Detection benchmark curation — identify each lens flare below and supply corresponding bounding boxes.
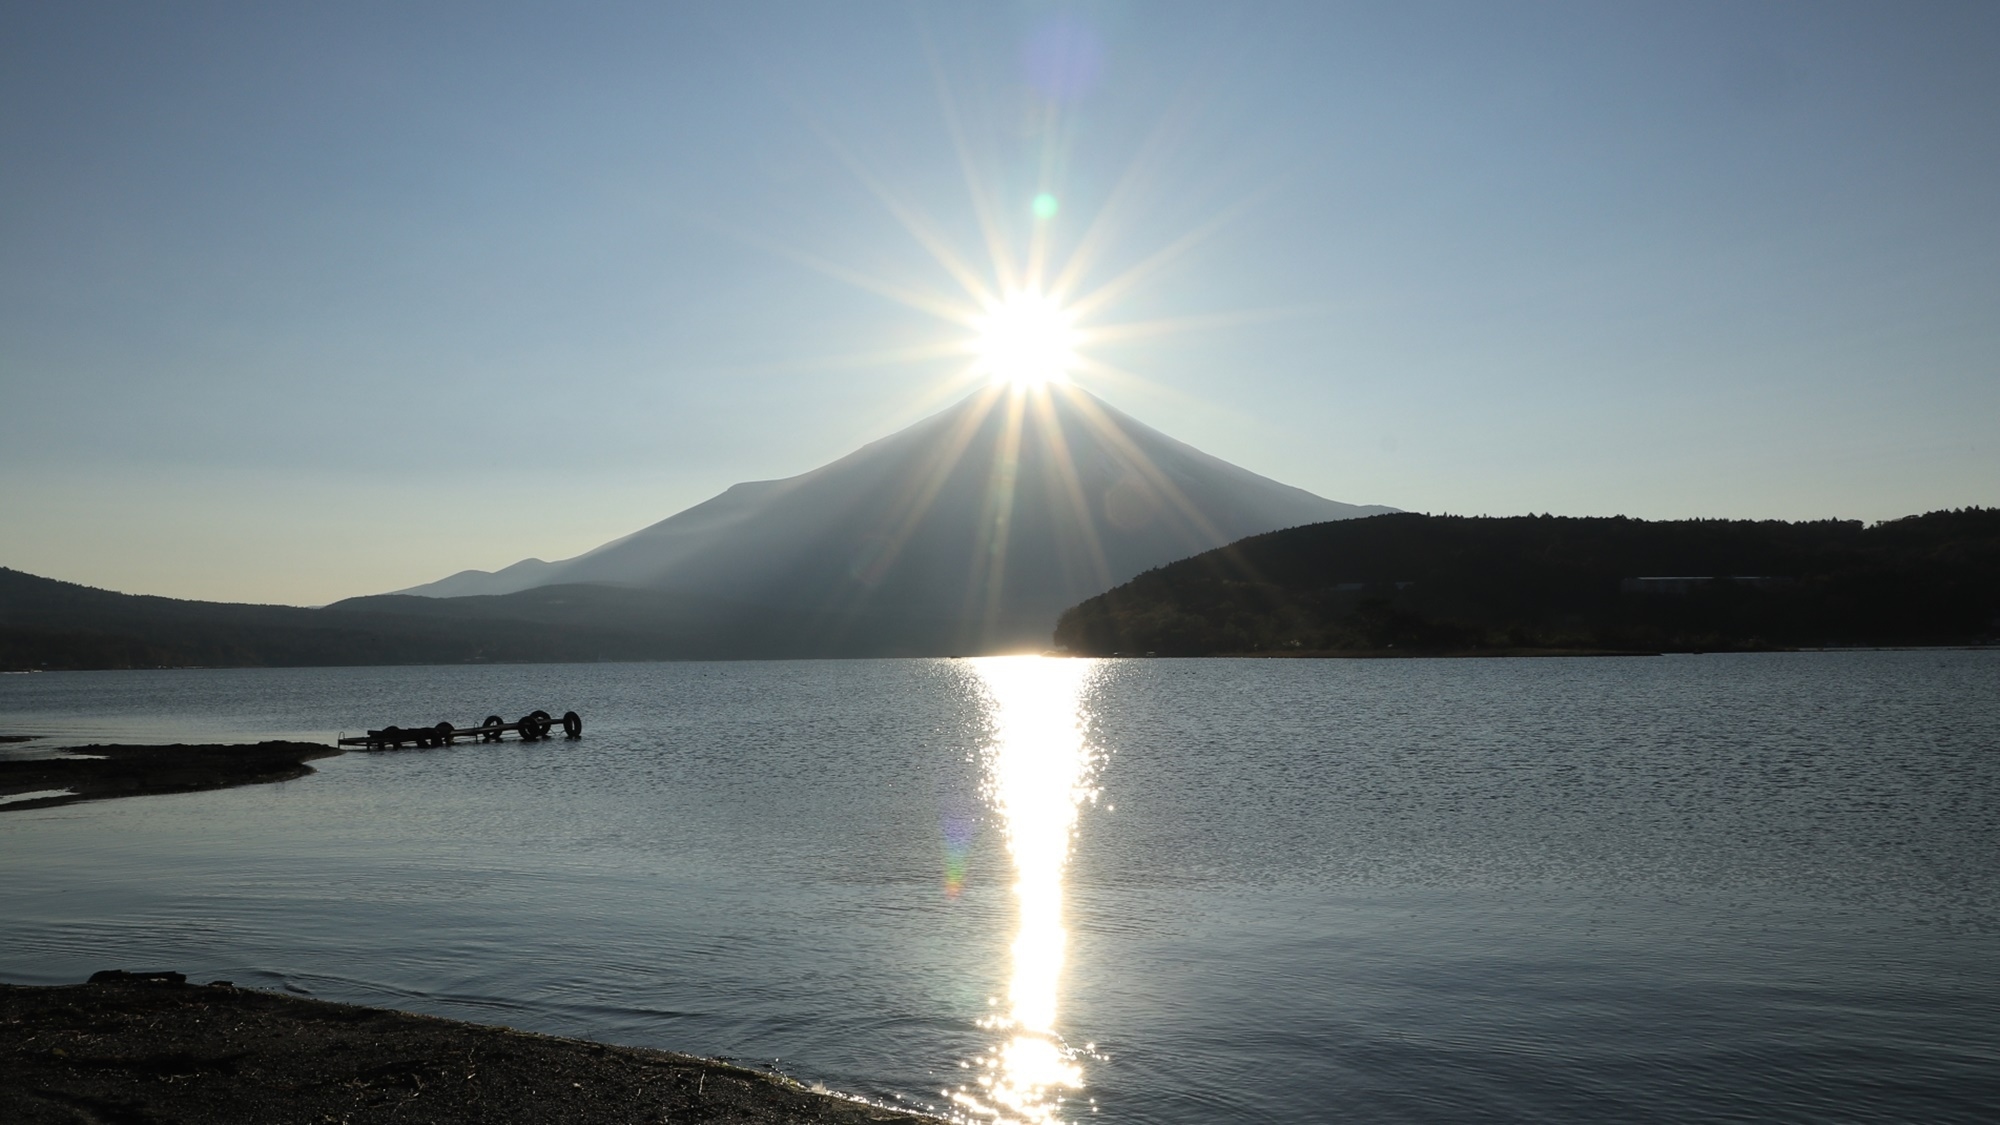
[953,655,1101,1124]
[942,809,976,898]
[975,291,1077,389]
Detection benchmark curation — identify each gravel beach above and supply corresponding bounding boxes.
[1,974,947,1124]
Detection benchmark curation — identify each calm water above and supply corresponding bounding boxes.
[2,652,1997,1123]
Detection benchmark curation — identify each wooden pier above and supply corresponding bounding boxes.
[337,709,582,750]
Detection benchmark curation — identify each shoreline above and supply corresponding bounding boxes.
[7,642,1993,676]
[0,741,338,812]
[1,974,946,1124]
[1200,646,1665,659]
[1088,643,2000,659]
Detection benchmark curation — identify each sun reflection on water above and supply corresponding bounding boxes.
[955,655,1102,1124]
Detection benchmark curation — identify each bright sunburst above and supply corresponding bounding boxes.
[975,290,1077,389]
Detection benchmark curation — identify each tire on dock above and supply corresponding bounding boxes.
[561,711,582,739]
[481,715,505,743]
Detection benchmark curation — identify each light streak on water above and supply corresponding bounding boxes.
[954,655,1102,1124]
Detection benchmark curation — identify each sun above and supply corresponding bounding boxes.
[974,290,1078,389]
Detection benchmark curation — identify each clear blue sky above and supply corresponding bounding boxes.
[3,1,1995,604]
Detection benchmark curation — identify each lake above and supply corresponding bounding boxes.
[3,651,1997,1123]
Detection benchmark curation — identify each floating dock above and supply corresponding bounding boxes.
[337,709,581,749]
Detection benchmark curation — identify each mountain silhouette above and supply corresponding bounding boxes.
[374,385,1392,654]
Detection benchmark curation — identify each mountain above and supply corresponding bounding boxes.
[1053,508,2000,656]
[408,558,560,600]
[377,385,1393,655]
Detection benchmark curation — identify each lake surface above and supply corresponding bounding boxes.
[3,652,1998,1123]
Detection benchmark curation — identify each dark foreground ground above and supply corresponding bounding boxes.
[0,742,338,812]
[1,975,945,1125]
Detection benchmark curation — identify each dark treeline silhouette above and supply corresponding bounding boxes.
[0,569,984,669]
[1053,509,2000,657]
[0,569,698,670]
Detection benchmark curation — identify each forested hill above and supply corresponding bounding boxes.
[1052,509,2000,657]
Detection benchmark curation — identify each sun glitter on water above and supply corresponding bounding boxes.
[974,290,1078,390]
[953,655,1102,1124]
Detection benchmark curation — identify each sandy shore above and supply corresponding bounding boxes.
[1,974,947,1124]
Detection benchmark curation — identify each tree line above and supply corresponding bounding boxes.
[1053,508,2000,656]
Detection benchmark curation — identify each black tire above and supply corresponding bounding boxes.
[530,709,553,740]
[517,715,539,741]
[561,711,582,739]
[482,715,505,742]
[383,725,403,749]
[434,721,454,747]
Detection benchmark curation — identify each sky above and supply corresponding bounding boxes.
[2,1,1996,606]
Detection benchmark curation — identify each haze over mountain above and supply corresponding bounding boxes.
[374,386,1391,655]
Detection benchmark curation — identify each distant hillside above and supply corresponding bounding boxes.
[1052,509,2000,657]
[0,566,1004,670]
[0,569,689,670]
[324,584,962,660]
